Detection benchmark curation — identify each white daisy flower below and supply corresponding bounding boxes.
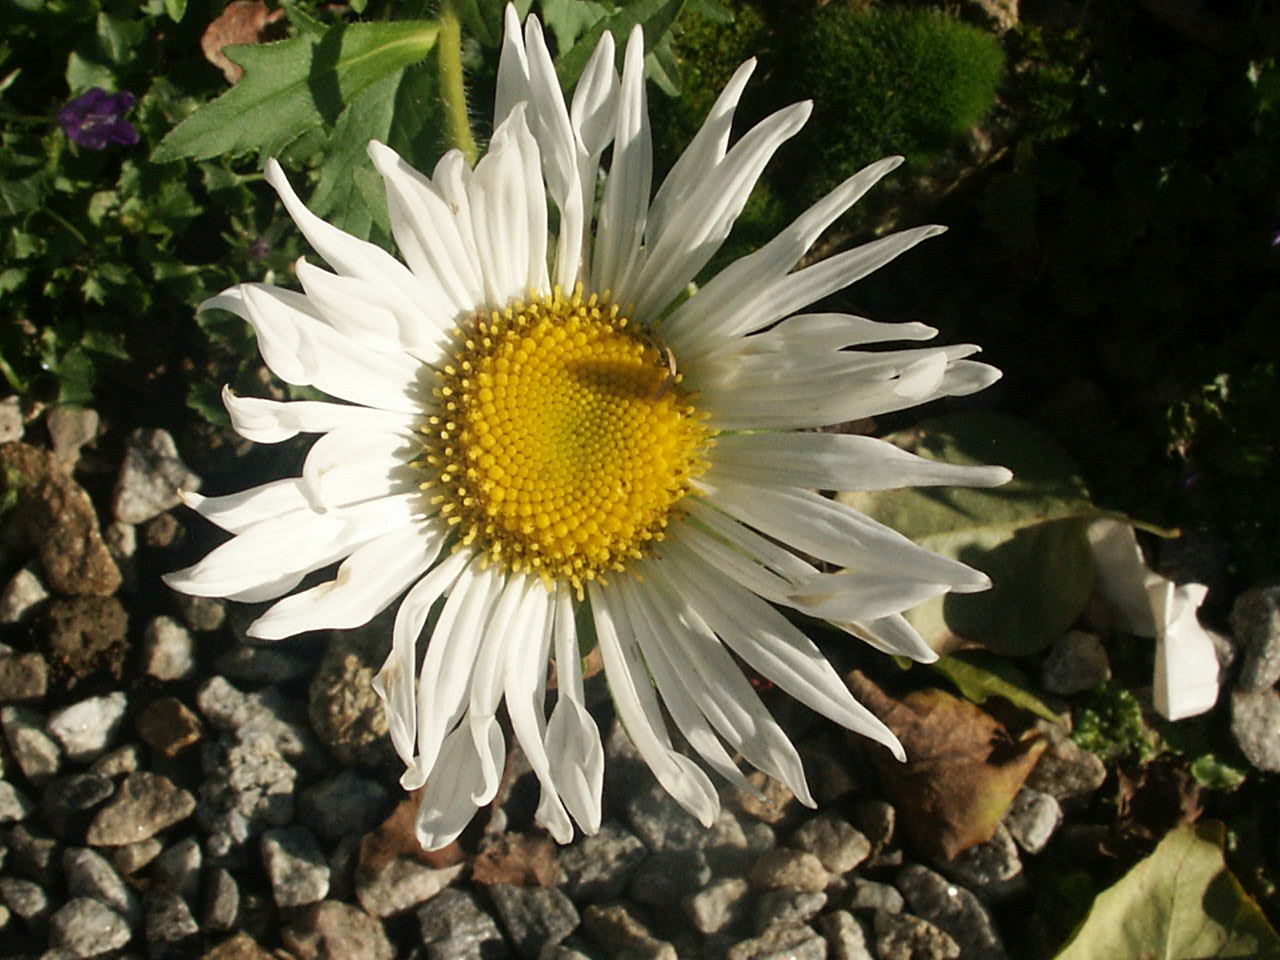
[167,6,1011,850]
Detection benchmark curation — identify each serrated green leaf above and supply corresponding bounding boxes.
[839,412,1105,656]
[151,20,440,163]
[1054,822,1280,960]
[555,0,685,89]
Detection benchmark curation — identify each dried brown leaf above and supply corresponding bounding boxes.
[201,1,287,84]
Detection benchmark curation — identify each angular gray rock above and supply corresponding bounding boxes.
[726,923,829,960]
[1004,787,1063,854]
[844,879,904,914]
[1041,630,1111,695]
[283,900,396,960]
[63,846,140,924]
[417,888,510,960]
[684,876,751,935]
[85,771,195,847]
[936,825,1025,902]
[748,848,829,892]
[355,857,464,918]
[48,897,131,958]
[630,848,712,907]
[202,866,240,932]
[788,814,872,874]
[896,864,1008,960]
[1231,688,1280,772]
[755,888,827,932]
[150,835,202,899]
[145,888,200,957]
[113,427,200,524]
[489,883,580,959]
[261,825,330,908]
[297,769,389,842]
[2,705,62,784]
[140,616,195,682]
[1232,581,1280,691]
[197,732,297,859]
[817,910,875,960]
[873,911,960,960]
[46,692,127,763]
[0,568,49,627]
[0,778,34,823]
[558,820,649,901]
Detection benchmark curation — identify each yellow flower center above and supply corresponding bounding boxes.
[423,288,711,589]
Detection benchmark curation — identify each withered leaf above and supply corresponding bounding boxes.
[201,0,287,83]
[846,670,1046,860]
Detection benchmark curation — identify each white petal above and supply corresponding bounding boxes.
[494,4,530,127]
[661,545,906,761]
[707,432,1012,492]
[631,101,812,319]
[705,479,990,593]
[221,387,416,444]
[467,574,530,806]
[845,614,939,663]
[590,26,651,298]
[570,32,619,158]
[705,313,937,357]
[294,256,448,360]
[786,569,950,623]
[299,425,419,512]
[589,581,719,825]
[415,722,487,850]
[642,561,815,804]
[264,159,429,307]
[202,284,423,414]
[663,156,906,352]
[247,520,444,640]
[546,585,604,834]
[374,547,472,774]
[369,140,484,313]
[180,478,309,534]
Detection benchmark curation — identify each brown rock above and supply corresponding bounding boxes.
[748,849,830,892]
[86,771,195,846]
[357,790,466,875]
[282,901,394,960]
[135,697,204,758]
[42,596,129,687]
[472,832,560,887]
[308,628,391,766]
[201,931,275,960]
[0,652,49,702]
[728,769,798,825]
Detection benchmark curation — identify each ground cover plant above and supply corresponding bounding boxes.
[1,1,1278,958]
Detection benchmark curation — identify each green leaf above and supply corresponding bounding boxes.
[1054,822,1280,960]
[151,20,440,163]
[554,0,686,89]
[928,651,1065,724]
[163,0,188,23]
[839,412,1106,656]
[686,0,733,23]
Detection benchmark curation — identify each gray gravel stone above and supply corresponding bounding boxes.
[283,900,395,960]
[558,820,649,901]
[683,876,751,935]
[788,815,872,874]
[727,923,828,960]
[755,888,827,932]
[173,594,226,633]
[46,693,127,764]
[85,771,195,847]
[140,616,194,682]
[89,744,141,780]
[630,848,712,907]
[110,838,163,876]
[848,800,895,854]
[113,427,200,524]
[1004,787,1063,854]
[150,835,202,899]
[623,780,712,852]
[873,911,959,960]
[197,677,320,768]
[0,778,34,823]
[844,879,904,914]
[48,897,131,958]
[0,650,48,704]
[144,888,200,957]
[1,875,50,928]
[0,568,49,626]
[307,627,392,766]
[417,888,509,960]
[355,857,464,918]
[748,848,829,892]
[1232,581,1280,691]
[297,769,389,841]
[63,847,140,925]
[1231,688,1280,772]
[816,910,874,960]
[1041,630,1111,694]
[580,902,674,960]
[201,866,240,933]
[41,773,115,839]
[896,864,1008,960]
[197,732,297,859]
[489,883,580,959]
[47,406,100,467]
[261,825,329,908]
[937,824,1025,902]
[7,822,61,882]
[2,705,63,784]
[1025,723,1107,803]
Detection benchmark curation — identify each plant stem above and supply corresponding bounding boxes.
[437,0,478,166]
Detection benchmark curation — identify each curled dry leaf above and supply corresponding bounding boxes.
[201,0,287,83]
[846,670,1046,861]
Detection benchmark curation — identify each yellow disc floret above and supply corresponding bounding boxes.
[423,287,711,590]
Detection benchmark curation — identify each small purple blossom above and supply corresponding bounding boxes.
[58,88,140,150]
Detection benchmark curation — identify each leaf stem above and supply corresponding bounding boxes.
[437,0,478,166]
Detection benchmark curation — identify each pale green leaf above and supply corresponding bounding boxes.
[1054,821,1280,960]
[163,0,187,23]
[554,0,686,89]
[152,20,440,163]
[927,651,1065,723]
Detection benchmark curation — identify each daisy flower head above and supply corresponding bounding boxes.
[167,5,1011,850]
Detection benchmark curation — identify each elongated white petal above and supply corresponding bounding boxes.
[299,425,419,512]
[201,284,423,414]
[467,574,529,806]
[707,432,1012,492]
[705,479,990,593]
[221,388,416,444]
[369,140,483,313]
[846,614,939,663]
[591,26,651,298]
[703,313,937,357]
[416,722,487,850]
[546,585,604,834]
[180,478,310,534]
[661,545,906,761]
[264,159,429,307]
[570,32,619,158]
[493,3,530,127]
[589,581,719,825]
[247,520,444,640]
[787,570,950,623]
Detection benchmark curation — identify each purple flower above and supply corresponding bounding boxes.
[58,88,140,150]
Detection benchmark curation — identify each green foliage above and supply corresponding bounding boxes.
[782,4,1004,202]
[1073,682,1160,763]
